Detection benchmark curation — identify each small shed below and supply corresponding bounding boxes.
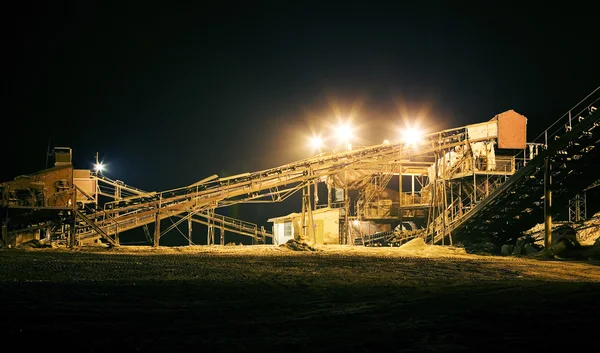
[268,207,341,245]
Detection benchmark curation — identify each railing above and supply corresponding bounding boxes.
[513,86,600,164]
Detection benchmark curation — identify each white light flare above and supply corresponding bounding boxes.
[309,136,324,151]
[401,127,423,147]
[94,162,105,173]
[335,123,353,143]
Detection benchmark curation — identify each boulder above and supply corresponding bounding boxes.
[524,244,538,255]
[501,244,514,256]
[512,238,527,256]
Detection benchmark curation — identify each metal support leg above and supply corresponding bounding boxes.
[188,217,193,246]
[154,212,161,247]
[154,196,162,247]
[544,158,552,248]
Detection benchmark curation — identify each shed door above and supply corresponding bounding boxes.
[283,221,292,238]
[315,220,324,244]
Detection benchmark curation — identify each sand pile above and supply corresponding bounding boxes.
[397,237,467,256]
[576,212,600,245]
[398,237,428,251]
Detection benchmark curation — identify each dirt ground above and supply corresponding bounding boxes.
[1,242,600,353]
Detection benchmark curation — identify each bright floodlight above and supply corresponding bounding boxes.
[401,127,423,147]
[335,123,353,142]
[309,136,323,150]
[383,139,390,145]
[94,162,105,173]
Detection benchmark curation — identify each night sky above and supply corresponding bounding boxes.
[5,2,599,233]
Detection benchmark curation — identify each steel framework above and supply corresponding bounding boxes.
[2,87,599,249]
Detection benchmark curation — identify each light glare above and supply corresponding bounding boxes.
[94,163,105,173]
[335,124,353,142]
[401,127,423,147]
[309,136,323,150]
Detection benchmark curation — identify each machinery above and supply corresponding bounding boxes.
[2,88,599,249]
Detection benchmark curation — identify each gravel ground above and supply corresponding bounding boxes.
[1,244,599,352]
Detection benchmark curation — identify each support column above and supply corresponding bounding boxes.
[207,208,214,245]
[154,196,161,248]
[188,217,193,246]
[398,165,403,228]
[473,174,477,204]
[410,174,415,207]
[327,181,332,208]
[220,224,225,246]
[306,184,316,246]
[69,188,77,247]
[344,184,349,245]
[427,153,438,244]
[544,158,553,248]
[301,187,306,241]
[313,181,319,210]
[442,179,448,246]
[458,183,463,217]
[450,182,455,221]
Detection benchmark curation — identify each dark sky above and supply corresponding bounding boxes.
[4,1,599,229]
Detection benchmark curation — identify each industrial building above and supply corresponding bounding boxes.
[2,94,599,250]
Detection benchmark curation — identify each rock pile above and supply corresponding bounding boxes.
[280,239,318,251]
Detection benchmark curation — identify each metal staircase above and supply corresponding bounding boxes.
[436,95,600,246]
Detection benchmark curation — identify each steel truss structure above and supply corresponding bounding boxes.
[2,87,599,248]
